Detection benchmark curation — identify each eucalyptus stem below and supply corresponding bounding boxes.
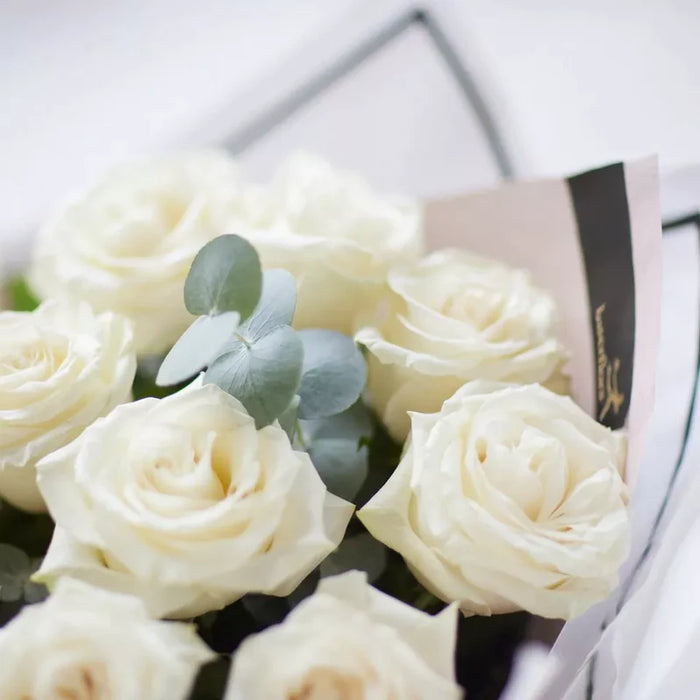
[295,420,309,450]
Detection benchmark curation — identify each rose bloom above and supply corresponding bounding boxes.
[355,249,569,441]
[238,152,423,335]
[28,151,253,354]
[0,301,135,512]
[358,381,630,620]
[35,383,354,618]
[0,578,213,700]
[225,571,462,699]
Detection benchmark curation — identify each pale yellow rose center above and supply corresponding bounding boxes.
[288,668,369,700]
[131,425,226,504]
[440,285,504,329]
[126,421,265,517]
[39,661,109,700]
[1,345,40,374]
[470,422,569,523]
[0,334,68,382]
[99,193,189,258]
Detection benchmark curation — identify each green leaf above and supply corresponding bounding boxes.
[320,533,387,583]
[302,402,372,500]
[302,401,372,443]
[24,572,48,603]
[308,435,368,500]
[286,569,320,609]
[156,312,240,386]
[0,501,54,558]
[241,594,288,627]
[132,371,184,401]
[184,235,262,318]
[241,269,297,340]
[297,330,367,420]
[0,544,46,604]
[277,395,300,442]
[204,325,303,427]
[5,276,40,312]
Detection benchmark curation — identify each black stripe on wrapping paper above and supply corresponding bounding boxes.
[567,163,636,431]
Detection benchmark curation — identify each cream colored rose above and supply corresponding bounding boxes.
[0,301,135,512]
[358,381,630,620]
[28,151,252,354]
[355,249,569,441]
[35,382,354,618]
[238,152,423,335]
[225,571,462,699]
[0,578,213,700]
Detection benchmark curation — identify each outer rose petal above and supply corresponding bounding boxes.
[28,151,247,354]
[359,382,629,620]
[356,250,570,442]
[0,578,214,700]
[36,383,354,618]
[0,301,135,511]
[239,152,423,335]
[225,571,462,699]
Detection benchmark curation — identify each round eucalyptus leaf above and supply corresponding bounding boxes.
[0,544,31,603]
[204,325,303,428]
[308,436,368,501]
[184,234,262,318]
[23,579,48,604]
[297,330,367,420]
[320,533,387,583]
[156,312,240,386]
[302,401,372,444]
[241,269,297,341]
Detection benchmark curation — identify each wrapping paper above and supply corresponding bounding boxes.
[542,217,700,699]
[426,158,662,485]
[426,158,666,697]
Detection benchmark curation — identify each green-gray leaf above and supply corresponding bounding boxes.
[156,312,240,386]
[241,269,297,341]
[297,330,367,420]
[308,435,368,500]
[204,325,303,427]
[301,401,372,443]
[0,544,46,603]
[184,235,262,318]
[277,395,300,442]
[320,533,387,583]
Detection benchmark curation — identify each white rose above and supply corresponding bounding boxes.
[225,570,462,699]
[355,249,570,441]
[358,382,630,620]
[28,151,252,354]
[0,300,135,512]
[0,578,213,700]
[239,152,423,335]
[35,382,354,618]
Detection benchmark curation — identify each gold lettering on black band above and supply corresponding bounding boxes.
[594,303,625,421]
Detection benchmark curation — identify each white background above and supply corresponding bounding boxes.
[2,0,700,251]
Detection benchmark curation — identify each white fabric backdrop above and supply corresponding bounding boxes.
[3,0,700,253]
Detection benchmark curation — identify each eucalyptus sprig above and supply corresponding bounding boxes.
[157,234,370,498]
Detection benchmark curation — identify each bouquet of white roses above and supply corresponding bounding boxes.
[0,151,661,699]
